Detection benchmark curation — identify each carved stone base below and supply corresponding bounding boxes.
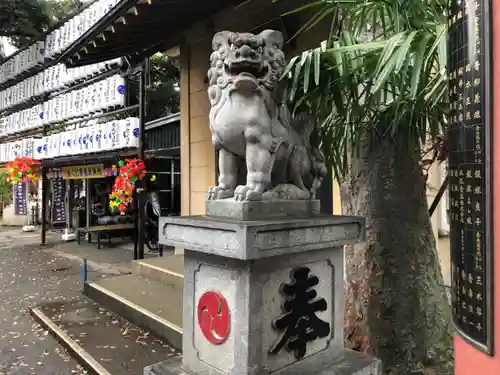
[160,215,364,260]
[158,215,374,375]
[205,199,320,220]
[144,349,381,375]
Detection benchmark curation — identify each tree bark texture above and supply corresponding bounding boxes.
[341,132,453,375]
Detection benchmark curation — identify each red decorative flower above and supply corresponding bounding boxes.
[109,158,148,214]
[1,157,41,185]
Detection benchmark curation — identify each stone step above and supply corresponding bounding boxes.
[30,298,179,375]
[132,255,184,288]
[84,274,183,350]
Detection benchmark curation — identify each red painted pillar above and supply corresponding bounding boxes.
[453,0,500,373]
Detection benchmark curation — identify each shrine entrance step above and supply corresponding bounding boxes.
[84,256,183,350]
[132,255,184,288]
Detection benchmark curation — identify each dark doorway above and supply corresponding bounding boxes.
[146,157,181,216]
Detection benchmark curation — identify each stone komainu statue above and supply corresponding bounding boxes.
[207,30,327,201]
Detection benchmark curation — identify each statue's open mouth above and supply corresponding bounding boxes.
[226,61,268,79]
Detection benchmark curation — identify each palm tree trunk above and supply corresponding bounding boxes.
[341,131,453,374]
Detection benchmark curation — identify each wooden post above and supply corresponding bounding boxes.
[40,168,48,245]
[137,59,147,260]
[67,180,74,231]
[133,188,139,260]
[85,179,92,243]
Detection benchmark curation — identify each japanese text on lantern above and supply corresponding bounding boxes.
[447,0,492,354]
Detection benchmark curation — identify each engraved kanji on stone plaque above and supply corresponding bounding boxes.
[269,267,331,359]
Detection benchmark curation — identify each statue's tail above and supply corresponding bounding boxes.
[310,147,328,193]
[285,109,328,196]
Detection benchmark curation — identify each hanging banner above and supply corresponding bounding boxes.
[448,0,493,354]
[47,168,63,180]
[13,183,28,216]
[51,178,66,223]
[62,164,105,180]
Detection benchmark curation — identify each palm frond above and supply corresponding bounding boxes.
[280,0,448,182]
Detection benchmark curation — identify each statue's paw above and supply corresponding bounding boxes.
[208,186,234,200]
[234,185,263,201]
[217,188,234,199]
[208,186,220,200]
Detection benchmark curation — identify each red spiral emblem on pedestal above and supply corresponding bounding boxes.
[197,291,230,344]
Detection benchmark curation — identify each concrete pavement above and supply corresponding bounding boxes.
[0,227,176,374]
[0,238,90,374]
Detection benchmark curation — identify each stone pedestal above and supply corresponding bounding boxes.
[149,200,380,375]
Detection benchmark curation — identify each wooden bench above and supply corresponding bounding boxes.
[77,223,135,249]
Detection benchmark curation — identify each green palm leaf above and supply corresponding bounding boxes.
[279,0,447,181]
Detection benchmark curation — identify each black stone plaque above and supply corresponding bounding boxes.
[448,0,493,354]
[51,178,67,224]
[13,183,28,216]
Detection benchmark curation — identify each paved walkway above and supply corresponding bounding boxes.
[0,227,159,276]
[0,239,91,374]
[0,227,175,374]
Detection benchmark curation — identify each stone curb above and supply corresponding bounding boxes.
[30,307,114,375]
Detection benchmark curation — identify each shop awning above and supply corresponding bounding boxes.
[61,0,246,68]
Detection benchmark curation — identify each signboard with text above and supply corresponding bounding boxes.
[13,183,27,216]
[448,0,493,354]
[62,164,105,180]
[51,178,67,224]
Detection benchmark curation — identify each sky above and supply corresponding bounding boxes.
[1,37,17,57]
[1,0,95,57]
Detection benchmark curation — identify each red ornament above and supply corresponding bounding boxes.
[1,157,40,185]
[197,291,230,345]
[109,158,147,214]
